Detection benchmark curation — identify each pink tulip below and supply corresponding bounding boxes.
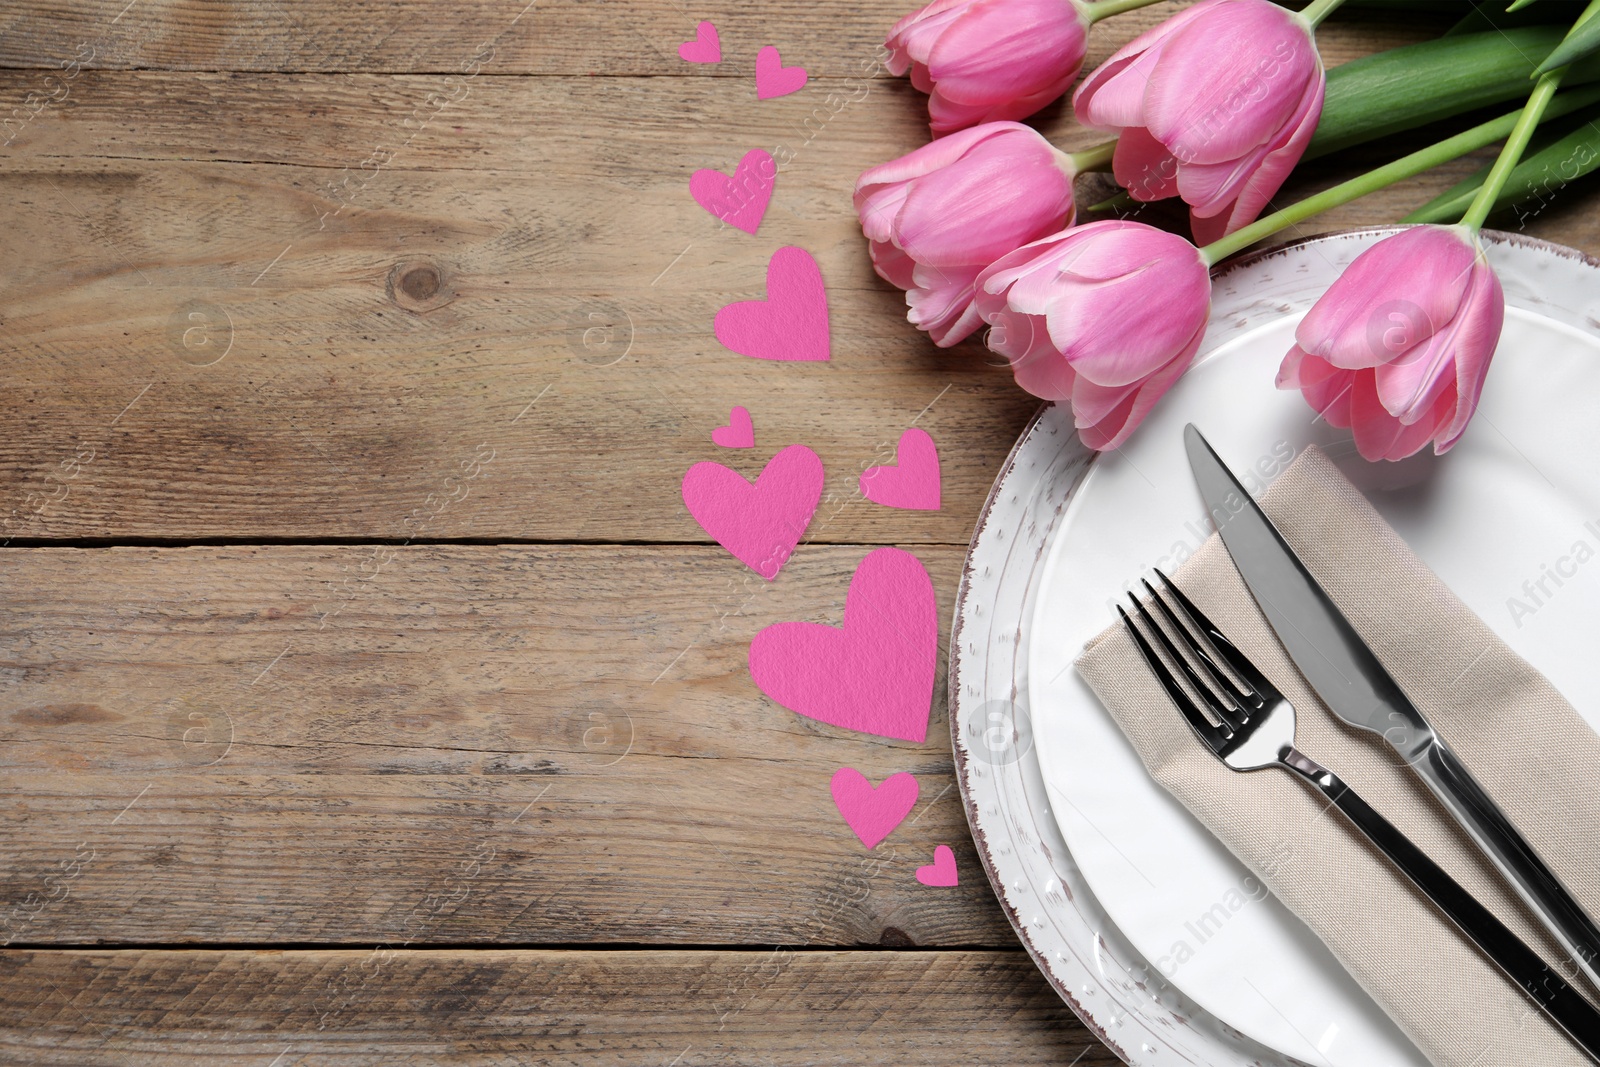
[1277,226,1504,462]
[886,0,1091,135]
[1073,0,1324,244]
[973,220,1211,450]
[855,121,1077,347]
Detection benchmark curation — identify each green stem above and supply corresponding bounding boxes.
[1067,139,1118,173]
[1199,84,1600,264]
[1298,0,1348,29]
[1460,72,1563,228]
[1084,0,1167,24]
[1459,0,1600,225]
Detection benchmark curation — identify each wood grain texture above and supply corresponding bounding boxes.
[0,1,1448,74]
[0,543,1017,946]
[0,948,1119,1065]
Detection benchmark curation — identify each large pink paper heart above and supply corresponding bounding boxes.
[748,546,937,741]
[715,246,829,362]
[678,21,721,63]
[860,427,940,511]
[831,768,918,850]
[916,845,958,887]
[755,45,808,99]
[682,444,822,580]
[711,405,755,449]
[689,149,775,235]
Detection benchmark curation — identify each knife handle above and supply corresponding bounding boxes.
[1284,754,1600,1062]
[1411,736,1600,990]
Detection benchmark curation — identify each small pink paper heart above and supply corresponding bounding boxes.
[755,45,808,99]
[916,845,959,887]
[748,546,937,741]
[682,444,823,580]
[689,149,775,235]
[831,768,918,850]
[860,428,940,511]
[715,246,829,362]
[711,405,755,449]
[678,21,721,63]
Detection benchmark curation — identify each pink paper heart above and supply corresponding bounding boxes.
[715,246,829,362]
[748,546,937,741]
[682,444,823,580]
[755,45,808,99]
[678,21,721,63]
[916,845,959,887]
[711,405,755,449]
[860,428,941,511]
[689,149,775,235]
[831,768,918,850]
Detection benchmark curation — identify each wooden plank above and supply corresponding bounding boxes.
[0,948,1117,1065]
[5,56,1584,544]
[0,0,1447,75]
[0,65,1059,544]
[0,543,1019,946]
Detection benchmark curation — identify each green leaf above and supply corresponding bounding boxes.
[1401,110,1600,222]
[1308,26,1600,158]
[1535,2,1600,72]
[1446,2,1573,35]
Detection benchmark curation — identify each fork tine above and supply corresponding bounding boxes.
[1118,605,1226,754]
[1143,577,1252,718]
[1153,568,1281,703]
[1124,593,1241,735]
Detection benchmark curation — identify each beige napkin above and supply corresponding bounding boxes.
[1075,445,1600,1067]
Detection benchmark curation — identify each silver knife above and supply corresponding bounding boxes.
[1185,423,1600,990]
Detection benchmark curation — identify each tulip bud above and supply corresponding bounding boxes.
[855,122,1077,347]
[887,0,1091,136]
[973,220,1211,450]
[1278,225,1505,462]
[1073,0,1324,243]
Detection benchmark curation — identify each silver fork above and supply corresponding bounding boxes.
[1122,571,1600,1062]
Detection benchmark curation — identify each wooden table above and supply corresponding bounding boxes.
[2,2,1597,1062]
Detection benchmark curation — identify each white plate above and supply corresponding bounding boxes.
[952,228,1600,1067]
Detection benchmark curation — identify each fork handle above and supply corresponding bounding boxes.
[1281,749,1600,1062]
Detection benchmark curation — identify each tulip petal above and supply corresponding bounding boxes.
[1182,70,1323,240]
[1070,375,1140,426]
[856,181,913,244]
[929,77,1077,131]
[1114,126,1181,202]
[887,0,974,68]
[1036,235,1209,386]
[1280,349,1356,427]
[1008,323,1078,401]
[925,0,1087,102]
[1438,262,1504,444]
[893,133,1073,265]
[1143,1,1318,166]
[1375,251,1501,427]
[1073,0,1217,129]
[983,306,1055,365]
[868,239,918,290]
[1078,338,1200,450]
[1277,345,1338,391]
[854,122,1017,201]
[1432,378,1474,453]
[1216,70,1323,230]
[908,262,984,346]
[1295,227,1479,369]
[1348,370,1440,461]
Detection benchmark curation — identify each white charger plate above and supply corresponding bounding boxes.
[952,228,1600,1066]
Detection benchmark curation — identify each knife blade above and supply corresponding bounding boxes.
[1184,423,1600,992]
